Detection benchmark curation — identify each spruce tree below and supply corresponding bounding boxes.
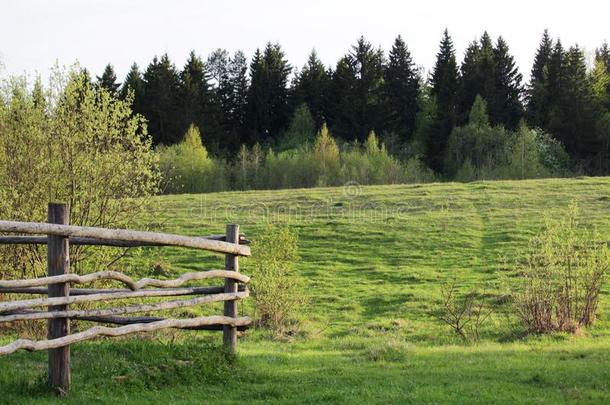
[142,54,181,145]
[96,64,120,94]
[245,43,292,143]
[491,36,524,129]
[427,29,459,172]
[349,36,385,141]
[527,30,554,128]
[384,35,420,141]
[119,63,145,116]
[291,49,331,128]
[328,56,357,140]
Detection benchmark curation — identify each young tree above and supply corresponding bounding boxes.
[384,35,420,141]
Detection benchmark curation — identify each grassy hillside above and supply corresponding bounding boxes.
[2,177,610,403]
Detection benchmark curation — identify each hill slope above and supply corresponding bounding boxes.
[2,177,610,403]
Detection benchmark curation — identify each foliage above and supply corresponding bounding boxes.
[158,124,225,194]
[0,68,159,277]
[514,203,610,333]
[248,225,304,335]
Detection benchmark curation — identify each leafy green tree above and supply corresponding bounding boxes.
[96,64,120,94]
[383,35,420,141]
[427,29,459,172]
[0,68,159,277]
[142,54,182,145]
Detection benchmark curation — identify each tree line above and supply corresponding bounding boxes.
[93,29,610,178]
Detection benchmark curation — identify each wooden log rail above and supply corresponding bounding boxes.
[0,203,251,395]
[0,220,251,256]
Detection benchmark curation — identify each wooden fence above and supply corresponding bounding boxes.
[0,203,251,395]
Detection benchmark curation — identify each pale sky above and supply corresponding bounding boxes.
[1,0,608,83]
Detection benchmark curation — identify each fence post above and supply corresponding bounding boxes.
[223,224,239,353]
[47,203,70,395]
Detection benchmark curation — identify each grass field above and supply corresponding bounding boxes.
[1,177,610,403]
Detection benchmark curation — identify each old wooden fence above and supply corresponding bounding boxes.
[0,203,251,394]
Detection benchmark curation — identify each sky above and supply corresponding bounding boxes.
[1,0,608,83]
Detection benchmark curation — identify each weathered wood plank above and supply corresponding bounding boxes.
[47,203,70,394]
[0,284,246,296]
[0,316,252,356]
[0,269,249,290]
[0,221,251,256]
[0,291,249,323]
[223,224,239,353]
[0,234,251,246]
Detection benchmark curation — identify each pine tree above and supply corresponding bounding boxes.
[328,56,357,139]
[527,30,554,128]
[179,51,220,152]
[246,43,292,143]
[291,49,330,128]
[384,35,420,141]
[349,36,385,141]
[119,63,145,116]
[491,36,524,129]
[427,29,459,172]
[142,54,181,145]
[96,64,120,94]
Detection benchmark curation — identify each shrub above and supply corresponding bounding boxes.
[514,203,610,333]
[248,225,305,336]
[435,281,492,342]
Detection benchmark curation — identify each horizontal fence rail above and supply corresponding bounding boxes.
[0,269,250,290]
[0,220,251,256]
[0,316,252,356]
[0,234,251,247]
[0,203,250,395]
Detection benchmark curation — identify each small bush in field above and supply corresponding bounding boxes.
[248,225,305,335]
[514,203,610,334]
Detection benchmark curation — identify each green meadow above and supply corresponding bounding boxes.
[1,177,610,403]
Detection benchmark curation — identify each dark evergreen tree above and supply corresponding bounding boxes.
[328,56,357,139]
[554,46,598,163]
[245,43,292,143]
[291,49,331,128]
[383,35,420,140]
[427,29,459,172]
[178,51,224,152]
[491,36,524,129]
[526,30,554,128]
[119,63,145,116]
[457,32,495,125]
[349,36,385,141]
[96,64,120,94]
[142,54,181,145]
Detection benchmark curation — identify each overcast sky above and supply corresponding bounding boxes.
[1,0,608,83]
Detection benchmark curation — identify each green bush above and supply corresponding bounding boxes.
[248,225,305,335]
[514,203,610,333]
